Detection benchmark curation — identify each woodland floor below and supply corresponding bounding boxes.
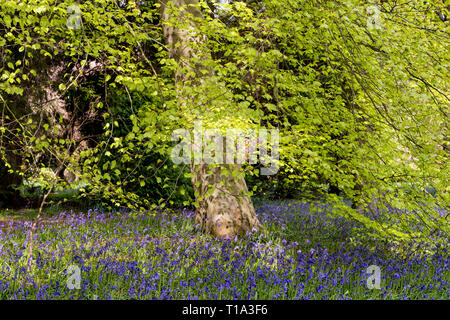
[0,201,448,299]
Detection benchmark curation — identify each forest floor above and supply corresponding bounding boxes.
[0,201,448,299]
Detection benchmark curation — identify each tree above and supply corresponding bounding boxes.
[159,0,262,238]
[0,0,448,244]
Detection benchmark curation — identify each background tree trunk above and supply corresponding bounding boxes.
[160,0,262,238]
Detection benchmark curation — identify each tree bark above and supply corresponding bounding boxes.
[192,163,261,238]
[159,0,262,238]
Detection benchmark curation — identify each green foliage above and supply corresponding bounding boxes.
[0,0,448,241]
[89,88,194,208]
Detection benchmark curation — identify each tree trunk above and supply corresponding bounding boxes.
[192,163,261,238]
[160,0,262,238]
